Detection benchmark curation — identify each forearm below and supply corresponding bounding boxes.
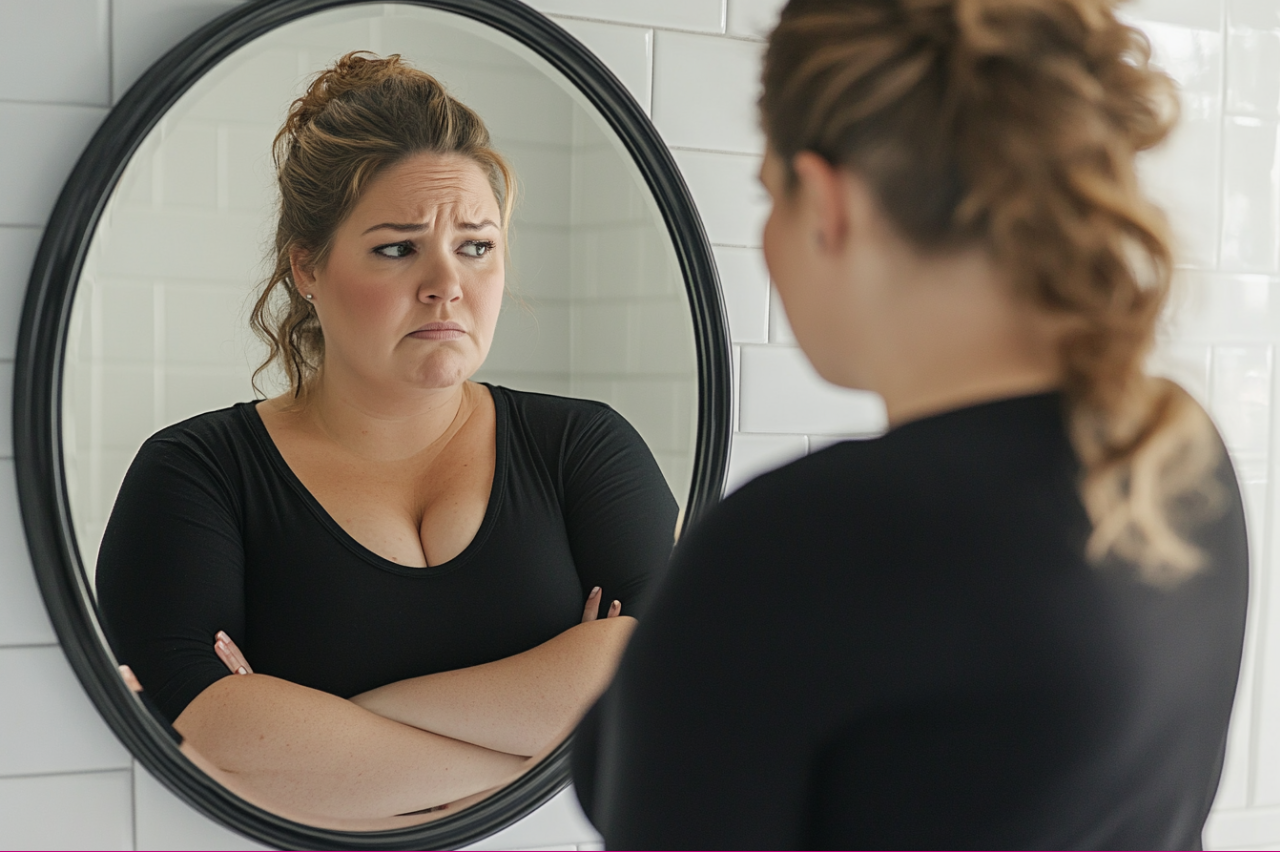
[174,674,525,821]
[351,616,636,756]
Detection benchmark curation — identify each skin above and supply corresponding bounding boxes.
[162,153,635,825]
[759,148,1068,425]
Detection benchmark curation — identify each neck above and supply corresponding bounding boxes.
[294,362,475,462]
[850,246,1063,428]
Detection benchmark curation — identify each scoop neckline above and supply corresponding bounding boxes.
[236,383,509,579]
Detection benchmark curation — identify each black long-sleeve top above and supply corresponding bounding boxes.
[572,392,1248,849]
[96,385,677,722]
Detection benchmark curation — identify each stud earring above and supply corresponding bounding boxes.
[305,293,314,301]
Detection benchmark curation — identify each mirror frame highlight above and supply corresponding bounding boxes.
[12,0,732,847]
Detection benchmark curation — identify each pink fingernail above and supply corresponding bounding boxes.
[237,667,247,675]
[591,586,601,596]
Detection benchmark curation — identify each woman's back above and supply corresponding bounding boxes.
[575,392,1247,848]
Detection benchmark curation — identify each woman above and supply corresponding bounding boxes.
[572,0,1249,848]
[95,52,676,828]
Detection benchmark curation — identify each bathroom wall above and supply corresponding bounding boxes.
[1,0,1279,848]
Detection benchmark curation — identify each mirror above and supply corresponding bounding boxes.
[15,0,729,848]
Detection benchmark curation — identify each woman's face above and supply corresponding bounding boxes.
[295,152,505,394]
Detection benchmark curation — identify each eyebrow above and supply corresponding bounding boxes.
[362,219,499,235]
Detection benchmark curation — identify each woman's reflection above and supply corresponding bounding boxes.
[94,52,676,827]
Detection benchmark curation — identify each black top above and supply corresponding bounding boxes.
[96,385,677,723]
[572,392,1248,850]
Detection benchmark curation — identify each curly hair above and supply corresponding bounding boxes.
[760,0,1223,583]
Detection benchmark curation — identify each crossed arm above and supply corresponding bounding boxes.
[166,588,632,827]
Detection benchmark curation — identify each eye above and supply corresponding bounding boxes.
[373,241,414,259]
[459,240,496,258]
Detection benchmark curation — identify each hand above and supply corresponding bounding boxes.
[214,630,254,676]
[119,664,144,694]
[580,586,622,623]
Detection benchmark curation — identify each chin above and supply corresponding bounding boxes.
[407,353,479,390]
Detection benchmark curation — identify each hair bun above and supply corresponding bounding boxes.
[282,51,407,144]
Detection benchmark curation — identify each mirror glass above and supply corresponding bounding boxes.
[58,1,697,831]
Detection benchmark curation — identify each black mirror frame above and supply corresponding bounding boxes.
[12,0,732,847]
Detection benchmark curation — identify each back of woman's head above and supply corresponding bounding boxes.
[251,51,516,398]
[761,0,1223,584]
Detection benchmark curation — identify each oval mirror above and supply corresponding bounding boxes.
[14,0,730,847]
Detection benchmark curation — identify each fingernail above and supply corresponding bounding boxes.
[591,586,601,596]
[216,640,226,651]
[237,667,247,675]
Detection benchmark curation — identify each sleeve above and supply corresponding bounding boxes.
[560,407,679,620]
[571,488,816,850]
[94,436,244,722]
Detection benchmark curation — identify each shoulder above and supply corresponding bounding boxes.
[129,403,262,482]
[490,384,616,425]
[489,384,640,446]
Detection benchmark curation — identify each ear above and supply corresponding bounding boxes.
[289,245,317,293]
[791,152,849,255]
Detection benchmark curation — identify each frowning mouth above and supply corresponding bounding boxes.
[407,322,466,340]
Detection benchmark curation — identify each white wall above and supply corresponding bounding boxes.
[2,0,1279,848]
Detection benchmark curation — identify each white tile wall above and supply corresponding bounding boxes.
[4,0,1280,848]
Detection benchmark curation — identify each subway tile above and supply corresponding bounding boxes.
[1139,117,1221,268]
[1124,0,1223,31]
[1252,454,1280,808]
[0,227,40,360]
[769,284,795,344]
[739,345,886,435]
[163,284,255,367]
[1221,118,1280,272]
[461,67,577,150]
[0,645,131,776]
[99,365,158,451]
[462,786,601,850]
[670,149,767,247]
[1210,345,1272,456]
[164,367,256,426]
[0,770,133,850]
[629,298,699,375]
[1227,28,1280,118]
[159,121,220,210]
[485,299,572,375]
[522,0,725,34]
[727,0,786,39]
[1141,22,1224,122]
[1205,806,1280,848]
[1148,340,1212,406]
[112,0,249,103]
[0,0,110,106]
[0,103,107,227]
[134,761,269,850]
[653,31,764,155]
[725,432,807,493]
[99,280,157,363]
[0,461,57,646]
[551,17,653,114]
[1212,477,1266,811]
[612,378,697,452]
[572,302,630,373]
[712,246,769,343]
[502,143,574,228]
[94,199,264,284]
[1228,0,1280,30]
[1164,272,1280,342]
[511,224,573,301]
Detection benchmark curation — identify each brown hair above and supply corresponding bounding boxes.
[250,51,516,398]
[761,0,1222,583]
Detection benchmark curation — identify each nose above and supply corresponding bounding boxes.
[417,244,464,304]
